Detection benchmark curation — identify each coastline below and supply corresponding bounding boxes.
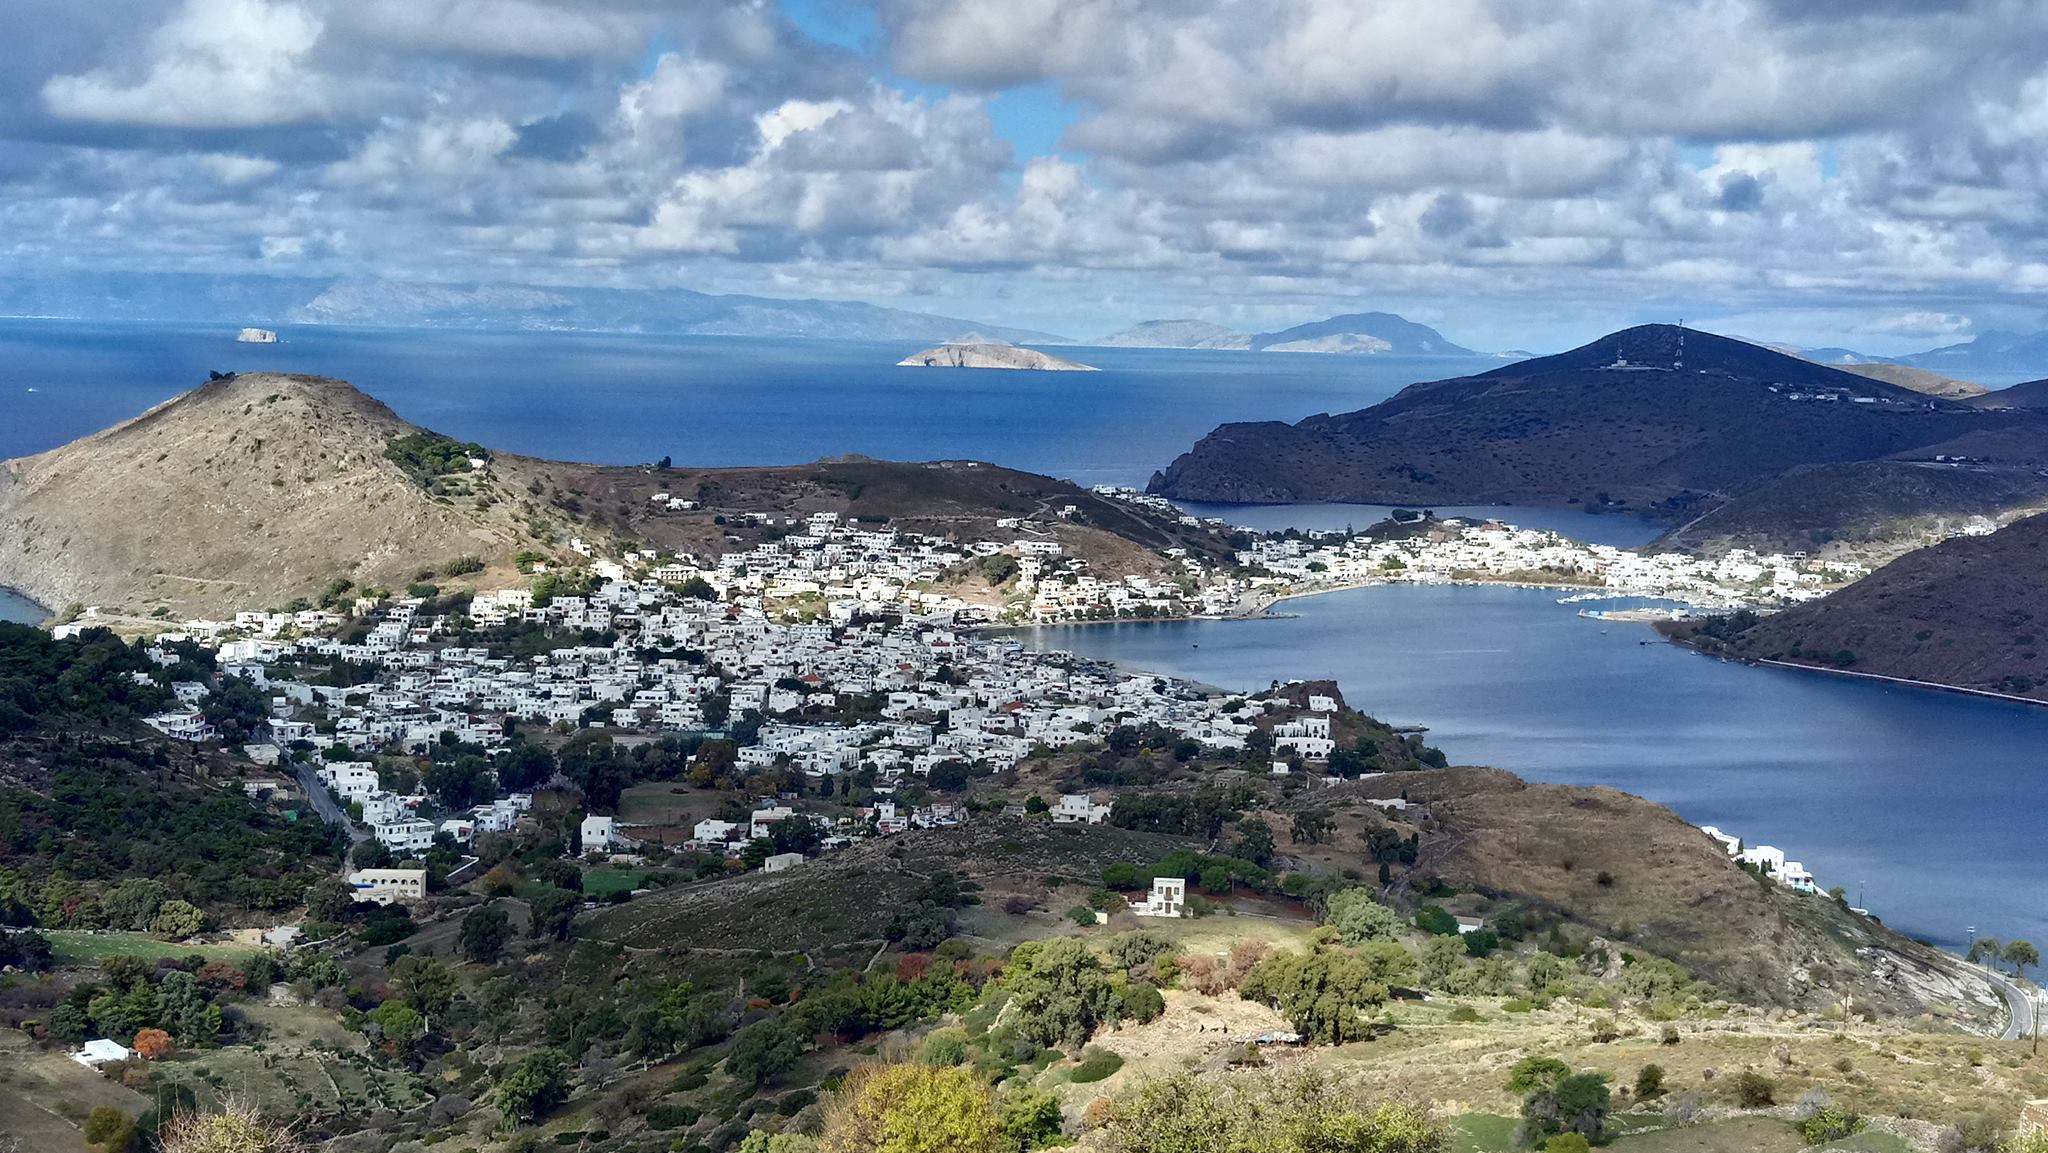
[1747,656,2048,709]
[0,584,49,626]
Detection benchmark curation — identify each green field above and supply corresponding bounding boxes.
[583,867,650,897]
[46,932,260,966]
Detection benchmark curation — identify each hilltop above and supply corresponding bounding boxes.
[0,372,555,619]
[1665,510,2048,702]
[1152,325,2048,552]
[0,372,1220,618]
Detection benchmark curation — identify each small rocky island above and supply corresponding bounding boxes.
[235,327,280,343]
[898,338,1097,371]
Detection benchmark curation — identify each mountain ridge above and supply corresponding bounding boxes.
[1150,325,2048,551]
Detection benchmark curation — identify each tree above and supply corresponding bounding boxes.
[389,954,456,1015]
[155,970,222,1044]
[495,1047,571,1125]
[1237,949,1388,1044]
[1325,888,1402,943]
[157,1100,302,1153]
[818,1064,1002,1153]
[1521,1071,1609,1145]
[366,1000,425,1050]
[100,879,167,932]
[1004,937,1121,1049]
[1506,1057,1571,1094]
[133,1028,174,1060]
[998,1087,1066,1152]
[726,1018,809,1086]
[927,760,973,792]
[1634,1064,1665,1100]
[1289,809,1334,844]
[304,878,355,923]
[83,1106,135,1152]
[1968,936,2003,966]
[1233,818,1275,867]
[2005,939,2040,978]
[1418,935,1467,987]
[459,901,511,964]
[528,887,581,942]
[151,900,205,940]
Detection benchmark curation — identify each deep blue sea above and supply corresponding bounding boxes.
[4,318,2043,950]
[0,319,1506,489]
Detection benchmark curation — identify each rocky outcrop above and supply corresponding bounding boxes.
[896,341,1098,371]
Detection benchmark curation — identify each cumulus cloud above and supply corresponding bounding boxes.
[13,0,2048,347]
[43,0,329,128]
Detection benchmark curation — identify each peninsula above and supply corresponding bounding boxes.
[1151,325,2048,556]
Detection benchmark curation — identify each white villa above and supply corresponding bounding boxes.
[1131,877,1188,918]
[347,868,426,906]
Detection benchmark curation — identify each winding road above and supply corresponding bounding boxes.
[1967,960,2036,1041]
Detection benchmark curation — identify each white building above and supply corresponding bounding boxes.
[1051,793,1112,825]
[762,852,804,873]
[72,1039,135,1067]
[372,819,435,853]
[1130,877,1188,918]
[347,868,426,906]
[581,814,627,853]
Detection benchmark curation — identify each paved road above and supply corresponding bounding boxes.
[1967,960,2035,1040]
[292,763,367,873]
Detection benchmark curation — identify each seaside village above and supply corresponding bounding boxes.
[1091,487,1871,610]
[86,505,1848,913]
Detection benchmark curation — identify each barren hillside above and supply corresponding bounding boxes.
[0,372,548,618]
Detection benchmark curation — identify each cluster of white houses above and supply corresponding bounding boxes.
[130,523,1354,879]
[1699,824,1821,893]
[1231,521,1866,609]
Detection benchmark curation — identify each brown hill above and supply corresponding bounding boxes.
[1666,511,2048,701]
[1152,325,2048,550]
[0,372,1229,620]
[1376,767,1992,1020]
[1829,361,1987,400]
[0,372,553,618]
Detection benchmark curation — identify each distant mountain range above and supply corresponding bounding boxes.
[1761,331,2048,383]
[1093,311,1475,355]
[1150,325,2048,552]
[0,271,1064,345]
[1899,330,2048,376]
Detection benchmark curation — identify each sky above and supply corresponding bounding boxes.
[7,0,2048,351]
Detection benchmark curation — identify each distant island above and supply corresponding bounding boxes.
[897,340,1098,371]
[1093,319,1252,349]
[235,327,279,344]
[1093,310,1474,355]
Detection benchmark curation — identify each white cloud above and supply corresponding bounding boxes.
[42,0,328,128]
